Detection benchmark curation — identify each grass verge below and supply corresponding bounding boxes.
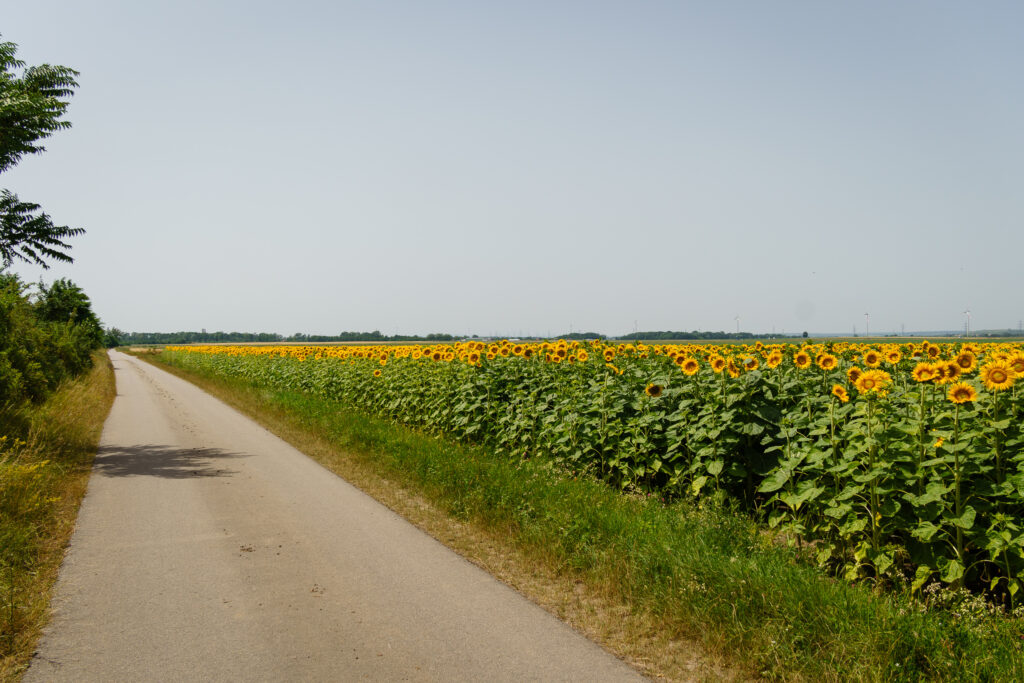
[0,351,116,681]
[144,351,1024,681]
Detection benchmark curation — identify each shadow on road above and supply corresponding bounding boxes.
[94,444,249,479]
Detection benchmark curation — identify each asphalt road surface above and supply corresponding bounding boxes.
[26,351,644,682]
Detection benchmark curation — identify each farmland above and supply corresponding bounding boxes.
[164,339,1024,606]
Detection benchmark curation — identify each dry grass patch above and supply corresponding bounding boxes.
[0,352,116,682]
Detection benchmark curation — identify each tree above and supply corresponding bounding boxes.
[0,37,82,268]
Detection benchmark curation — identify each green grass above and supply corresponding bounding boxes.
[149,351,1024,681]
[0,352,116,681]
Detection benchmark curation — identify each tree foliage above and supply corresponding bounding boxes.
[0,37,81,268]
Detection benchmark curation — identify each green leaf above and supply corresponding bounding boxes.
[691,476,708,496]
[912,565,933,593]
[706,459,724,477]
[757,468,792,493]
[940,558,964,583]
[911,521,940,542]
[947,506,977,530]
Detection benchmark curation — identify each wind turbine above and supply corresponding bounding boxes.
[963,309,971,337]
[864,313,870,338]
[734,315,740,335]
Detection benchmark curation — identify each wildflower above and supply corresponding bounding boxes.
[645,383,663,398]
[831,384,849,403]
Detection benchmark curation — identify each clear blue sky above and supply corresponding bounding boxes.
[4,1,1022,336]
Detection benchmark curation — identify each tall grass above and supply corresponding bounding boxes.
[152,351,1024,681]
[0,351,115,681]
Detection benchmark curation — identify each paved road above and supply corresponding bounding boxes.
[27,351,644,682]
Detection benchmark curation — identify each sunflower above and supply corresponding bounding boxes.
[468,351,481,364]
[831,384,850,403]
[431,351,443,362]
[645,383,663,398]
[743,356,759,371]
[1008,352,1024,378]
[926,344,940,359]
[862,350,882,368]
[947,382,978,404]
[373,369,382,377]
[794,351,812,369]
[766,351,783,369]
[885,349,902,365]
[911,362,937,383]
[681,358,700,376]
[577,350,589,362]
[727,361,741,378]
[855,369,892,395]
[710,356,727,373]
[980,361,1015,391]
[817,354,838,371]
[847,366,863,385]
[954,351,977,373]
[936,361,961,384]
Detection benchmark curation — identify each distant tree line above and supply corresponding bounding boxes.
[617,330,766,341]
[115,330,458,345]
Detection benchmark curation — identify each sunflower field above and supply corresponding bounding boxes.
[164,339,1024,604]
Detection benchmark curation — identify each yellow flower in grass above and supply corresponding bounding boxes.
[855,369,891,395]
[681,358,700,376]
[373,369,382,377]
[980,361,1015,391]
[831,384,850,403]
[947,382,978,404]
[645,383,663,398]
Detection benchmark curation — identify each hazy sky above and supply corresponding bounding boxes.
[4,1,1022,336]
